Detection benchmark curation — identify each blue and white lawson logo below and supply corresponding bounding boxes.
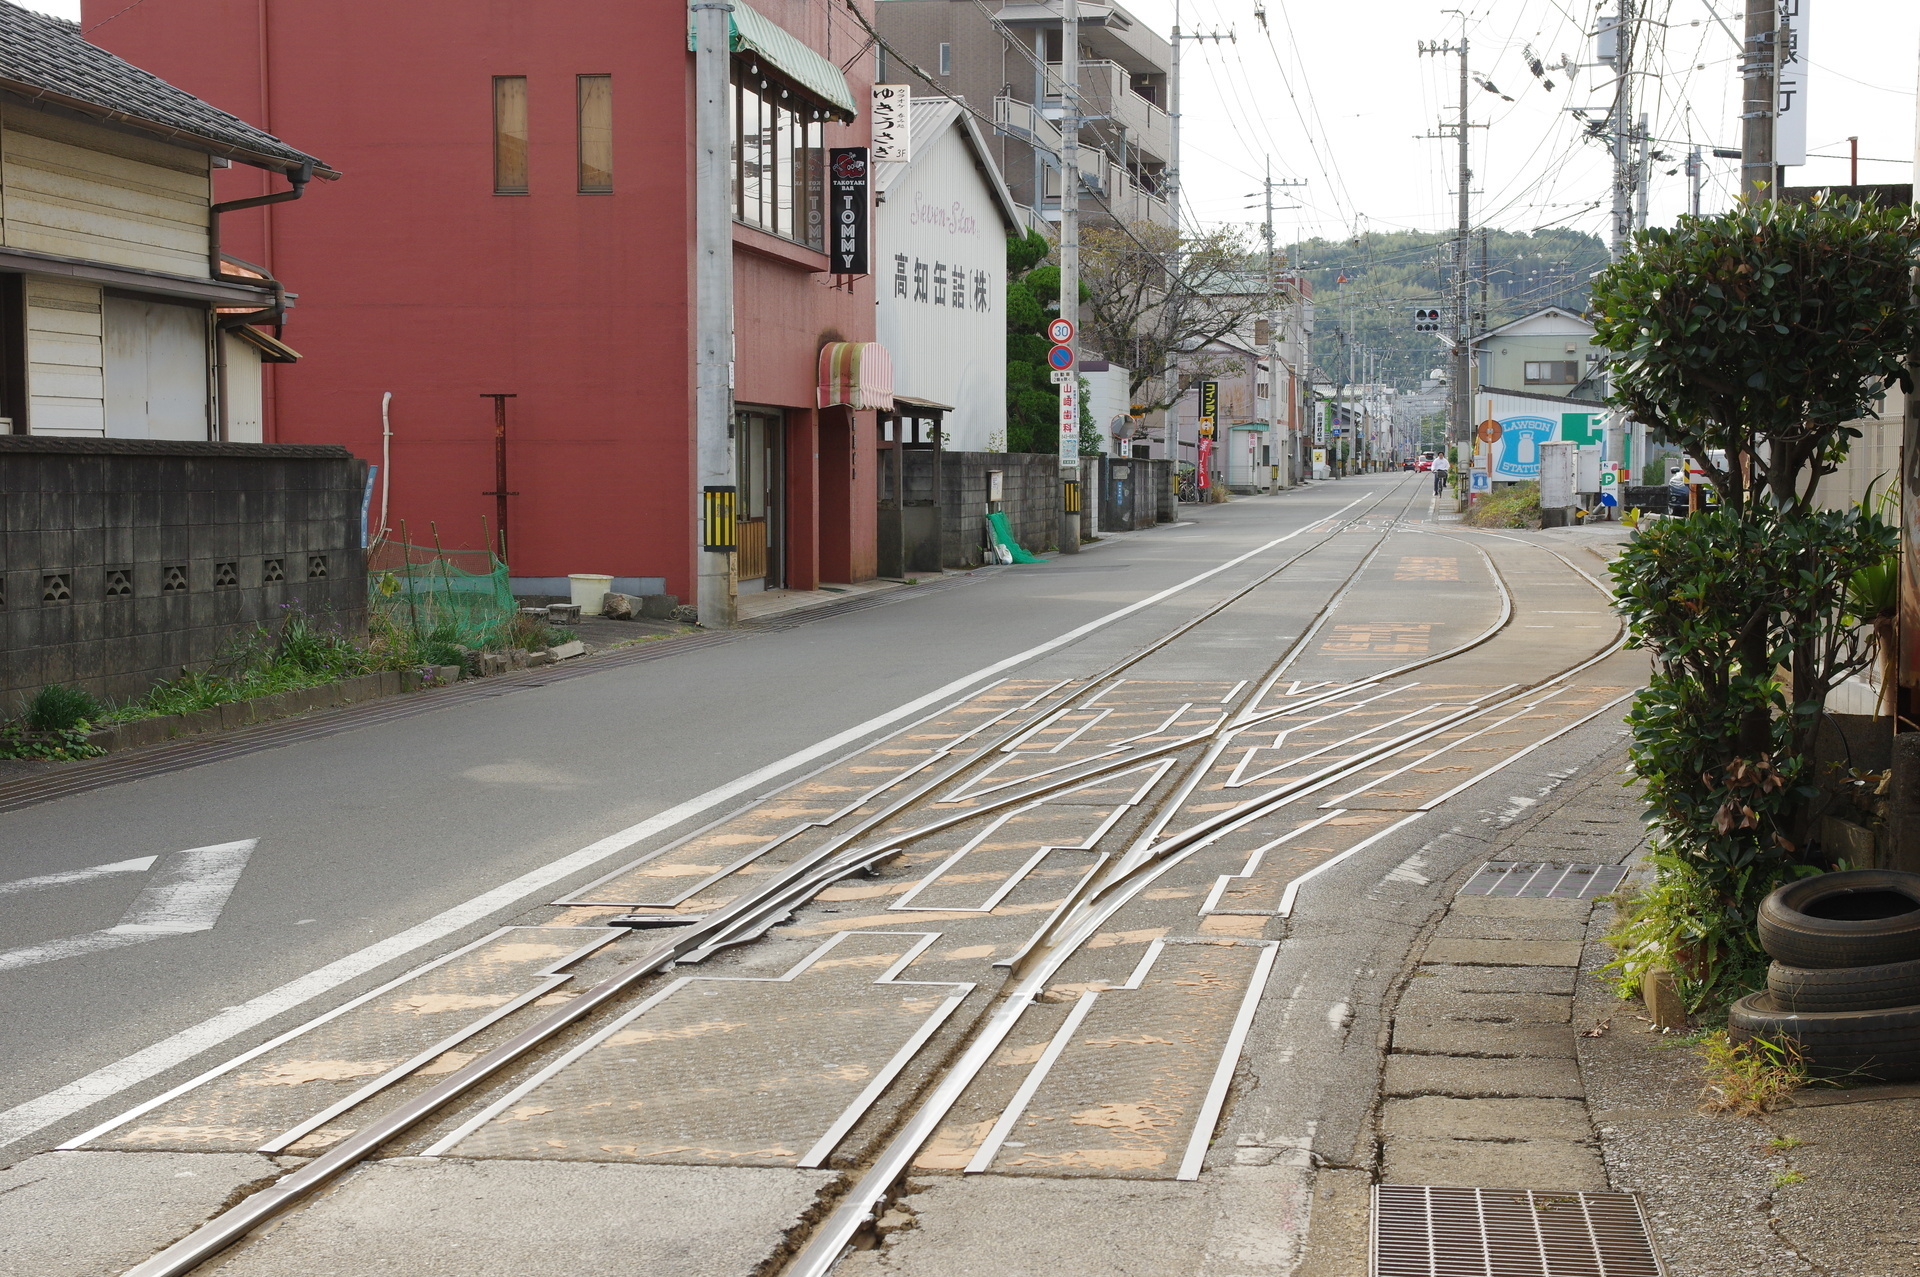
[1491,416,1555,480]
[829,147,870,275]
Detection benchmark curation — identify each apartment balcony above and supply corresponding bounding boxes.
[1075,60,1170,165]
[993,95,1063,155]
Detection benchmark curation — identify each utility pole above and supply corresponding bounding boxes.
[1740,0,1776,201]
[1058,0,1081,552]
[1600,1,1635,257]
[692,0,736,626]
[1685,144,1703,215]
[1419,23,1475,453]
[1635,112,1651,232]
[1253,161,1306,487]
[1165,8,1231,473]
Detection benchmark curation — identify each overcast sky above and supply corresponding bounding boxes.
[27,0,1918,250]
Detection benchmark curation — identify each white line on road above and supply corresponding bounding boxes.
[0,842,256,973]
[0,856,157,896]
[0,491,1372,1152]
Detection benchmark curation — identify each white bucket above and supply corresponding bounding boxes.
[568,573,613,615]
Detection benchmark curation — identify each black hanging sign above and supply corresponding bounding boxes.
[828,147,870,275]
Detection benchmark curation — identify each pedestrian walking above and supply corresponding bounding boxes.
[1430,450,1450,495]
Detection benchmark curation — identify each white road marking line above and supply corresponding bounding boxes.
[0,842,256,973]
[0,856,157,896]
[0,495,1371,1152]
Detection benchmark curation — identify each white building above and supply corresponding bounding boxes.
[874,96,1022,452]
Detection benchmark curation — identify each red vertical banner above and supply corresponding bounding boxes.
[1197,438,1213,490]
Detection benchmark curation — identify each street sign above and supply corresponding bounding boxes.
[1047,317,1075,344]
[1475,417,1502,444]
[1470,471,1491,493]
[1598,469,1618,489]
[1049,369,1074,384]
[1047,344,1075,371]
[1058,379,1080,472]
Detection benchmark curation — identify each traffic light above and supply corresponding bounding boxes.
[1411,307,1444,333]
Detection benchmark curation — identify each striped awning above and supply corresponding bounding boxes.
[818,342,894,411]
[730,4,857,119]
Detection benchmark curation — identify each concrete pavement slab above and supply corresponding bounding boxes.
[1382,1137,1609,1190]
[1380,1096,1590,1141]
[1421,939,1586,966]
[1383,1054,1586,1099]
[1433,913,1590,941]
[1393,988,1575,1023]
[201,1160,837,1276]
[1390,1019,1577,1057]
[1411,964,1577,995]
[0,1150,283,1277]
[1446,896,1593,920]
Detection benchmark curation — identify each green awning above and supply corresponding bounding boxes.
[728,3,856,119]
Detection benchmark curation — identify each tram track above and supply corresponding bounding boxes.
[105,478,1640,1277]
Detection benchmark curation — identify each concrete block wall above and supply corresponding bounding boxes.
[1,437,368,713]
[937,452,1066,568]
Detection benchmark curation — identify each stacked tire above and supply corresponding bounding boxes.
[1729,869,1920,1082]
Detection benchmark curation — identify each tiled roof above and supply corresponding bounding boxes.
[0,0,333,175]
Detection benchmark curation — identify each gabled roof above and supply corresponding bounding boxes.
[1473,305,1594,344]
[0,0,335,177]
[873,97,1023,231]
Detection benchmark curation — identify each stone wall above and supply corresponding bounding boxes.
[1,437,368,712]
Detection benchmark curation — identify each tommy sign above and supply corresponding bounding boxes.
[828,147,870,274]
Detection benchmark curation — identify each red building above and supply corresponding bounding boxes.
[85,0,883,599]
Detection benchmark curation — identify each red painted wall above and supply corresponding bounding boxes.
[86,0,879,594]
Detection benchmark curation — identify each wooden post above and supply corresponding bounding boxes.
[479,394,517,562]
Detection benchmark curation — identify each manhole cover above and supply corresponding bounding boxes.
[1460,862,1626,900]
[1372,1185,1664,1276]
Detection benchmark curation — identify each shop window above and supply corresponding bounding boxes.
[577,75,613,193]
[493,76,529,194]
[732,62,827,251]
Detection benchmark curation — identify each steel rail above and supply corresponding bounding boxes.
[113,481,1427,1277]
[785,515,1641,1275]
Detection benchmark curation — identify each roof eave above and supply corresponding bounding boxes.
[0,78,338,178]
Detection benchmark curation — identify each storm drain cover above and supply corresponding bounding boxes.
[1460,861,1627,900]
[1372,1185,1664,1276]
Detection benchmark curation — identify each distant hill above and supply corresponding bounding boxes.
[1287,228,1610,389]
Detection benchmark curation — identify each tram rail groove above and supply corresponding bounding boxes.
[112,478,1636,1277]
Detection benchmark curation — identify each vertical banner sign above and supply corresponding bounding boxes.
[1197,438,1213,489]
[828,148,870,274]
[1774,0,1807,167]
[870,86,911,162]
[1058,377,1080,472]
[1198,381,1219,439]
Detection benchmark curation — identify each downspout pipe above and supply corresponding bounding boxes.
[209,160,313,279]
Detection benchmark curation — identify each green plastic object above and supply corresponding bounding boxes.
[367,540,517,649]
[986,511,1046,564]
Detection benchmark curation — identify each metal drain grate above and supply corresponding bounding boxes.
[1373,1185,1664,1276]
[1460,861,1627,899]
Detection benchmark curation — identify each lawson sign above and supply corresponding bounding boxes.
[1482,396,1609,481]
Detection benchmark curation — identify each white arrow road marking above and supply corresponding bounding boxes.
[0,857,158,896]
[0,841,255,972]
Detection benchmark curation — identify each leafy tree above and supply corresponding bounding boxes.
[1593,200,1920,1006]
[1004,230,1085,453]
[1590,200,1919,512]
[1081,221,1268,412]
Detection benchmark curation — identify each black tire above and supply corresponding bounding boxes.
[1755,870,1920,969]
[1768,956,1920,1013]
[1729,992,1920,1082]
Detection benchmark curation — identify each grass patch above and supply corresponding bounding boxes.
[1698,1030,1811,1115]
[1463,480,1541,528]
[1770,1169,1806,1187]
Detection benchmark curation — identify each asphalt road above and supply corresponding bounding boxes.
[0,478,1385,1162]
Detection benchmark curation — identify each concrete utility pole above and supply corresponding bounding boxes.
[1165,7,1231,472]
[1256,161,1307,487]
[1419,25,1474,450]
[1603,1,1635,257]
[1635,111,1651,231]
[1058,0,1081,553]
[692,0,737,626]
[1740,0,1776,201]
[1686,144,1703,216]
